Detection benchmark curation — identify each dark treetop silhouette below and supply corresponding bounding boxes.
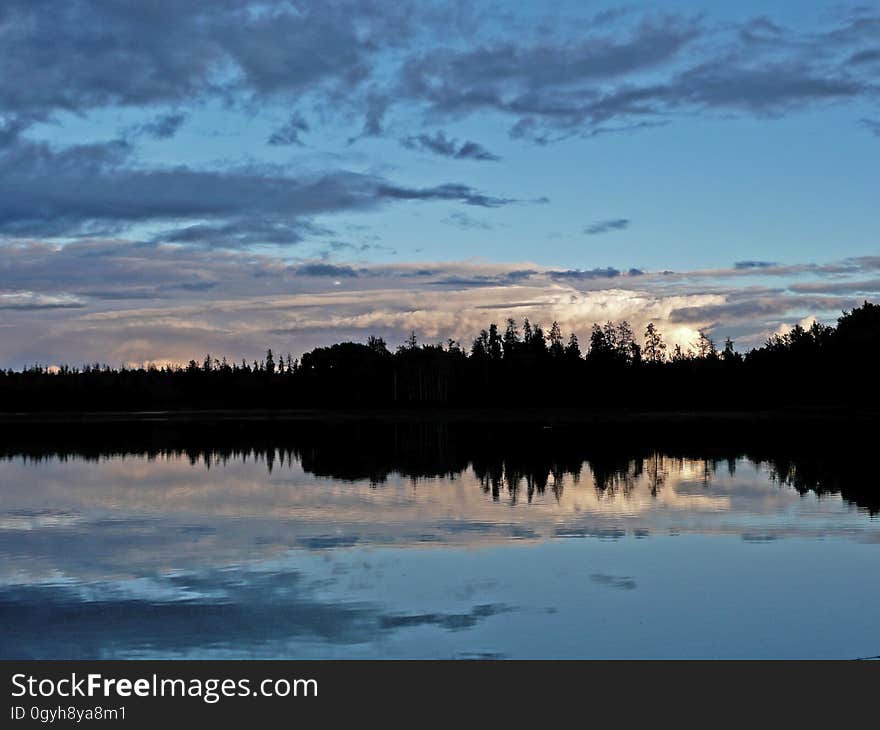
[1,301,877,413]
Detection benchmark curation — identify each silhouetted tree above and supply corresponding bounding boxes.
[522,318,534,345]
[488,323,503,361]
[616,321,635,363]
[695,331,716,360]
[671,343,689,362]
[722,338,741,363]
[2,302,878,413]
[548,321,564,358]
[503,318,520,359]
[530,324,548,357]
[587,324,612,364]
[367,335,388,355]
[565,332,581,360]
[471,329,490,359]
[644,323,666,363]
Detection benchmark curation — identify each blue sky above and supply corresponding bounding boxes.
[0,1,878,367]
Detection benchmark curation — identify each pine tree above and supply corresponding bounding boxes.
[488,323,503,361]
[548,321,564,358]
[644,322,666,363]
[565,332,582,360]
[503,318,520,358]
[265,349,275,375]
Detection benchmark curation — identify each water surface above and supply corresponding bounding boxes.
[1,420,878,658]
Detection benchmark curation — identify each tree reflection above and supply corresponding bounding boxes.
[1,418,876,515]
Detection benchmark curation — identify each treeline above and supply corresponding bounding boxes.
[1,301,877,412]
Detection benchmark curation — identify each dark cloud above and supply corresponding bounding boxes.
[132,112,187,140]
[585,219,630,235]
[359,91,390,137]
[425,276,498,288]
[668,295,857,324]
[0,137,512,241]
[738,16,784,43]
[860,118,880,136]
[376,182,511,208]
[549,267,623,280]
[268,113,309,146]
[455,140,499,160]
[0,113,44,147]
[735,260,778,270]
[666,59,867,114]
[848,48,880,65]
[296,263,360,278]
[504,269,540,281]
[0,3,876,149]
[401,131,499,160]
[394,11,879,141]
[399,15,700,114]
[154,219,331,248]
[423,266,643,285]
[0,0,415,117]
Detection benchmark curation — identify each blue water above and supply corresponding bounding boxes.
[1,452,878,658]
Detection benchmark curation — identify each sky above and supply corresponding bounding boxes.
[0,0,878,368]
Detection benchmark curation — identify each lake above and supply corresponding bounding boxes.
[1,417,878,659]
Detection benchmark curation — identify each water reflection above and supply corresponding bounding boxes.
[1,419,878,658]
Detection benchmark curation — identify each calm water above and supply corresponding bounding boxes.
[1,420,878,659]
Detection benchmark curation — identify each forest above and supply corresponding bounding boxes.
[1,301,877,412]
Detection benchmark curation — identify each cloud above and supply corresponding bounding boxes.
[788,278,880,295]
[734,260,778,270]
[663,60,867,114]
[393,11,879,141]
[10,238,865,368]
[131,112,187,140]
[444,212,493,230]
[0,137,512,241]
[860,118,880,136]
[375,182,511,208]
[268,113,309,146]
[549,267,625,280]
[0,112,46,147]
[668,295,857,325]
[848,48,880,65]
[401,131,499,160]
[296,263,360,278]
[585,219,630,235]
[154,219,332,248]
[0,1,416,117]
[399,14,701,113]
[0,3,876,149]
[0,291,85,310]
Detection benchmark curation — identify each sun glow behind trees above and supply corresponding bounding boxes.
[1,302,876,412]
